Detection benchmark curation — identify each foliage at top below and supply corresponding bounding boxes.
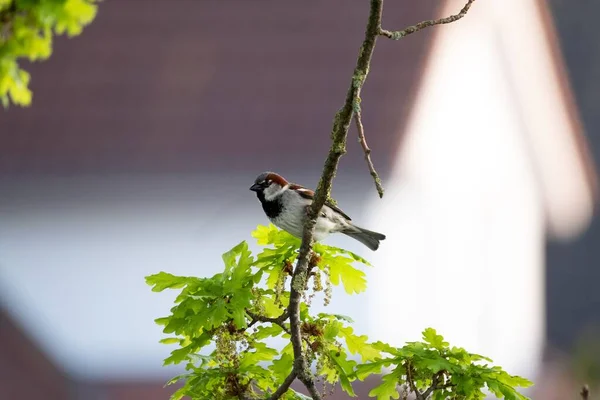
[0,0,97,107]
[146,224,532,400]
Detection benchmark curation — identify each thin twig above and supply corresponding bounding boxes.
[405,362,424,400]
[0,0,17,39]
[245,310,291,335]
[246,310,289,325]
[244,309,296,398]
[379,0,476,40]
[421,372,441,399]
[421,371,454,399]
[266,371,298,400]
[354,110,384,197]
[581,385,590,400]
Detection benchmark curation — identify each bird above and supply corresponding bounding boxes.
[249,171,386,251]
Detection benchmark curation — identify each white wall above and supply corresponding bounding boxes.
[365,0,547,381]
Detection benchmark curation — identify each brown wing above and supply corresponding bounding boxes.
[289,184,352,221]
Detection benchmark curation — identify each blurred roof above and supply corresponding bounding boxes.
[0,308,69,399]
[0,0,441,175]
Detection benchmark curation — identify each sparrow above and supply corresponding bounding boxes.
[250,171,386,251]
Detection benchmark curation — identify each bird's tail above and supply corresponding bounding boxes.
[342,225,386,251]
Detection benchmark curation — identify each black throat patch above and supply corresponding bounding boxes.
[256,191,283,219]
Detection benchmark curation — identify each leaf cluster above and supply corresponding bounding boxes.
[0,0,97,107]
[146,224,532,400]
[146,224,374,399]
[358,328,533,400]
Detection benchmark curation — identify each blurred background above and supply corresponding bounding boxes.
[0,0,598,399]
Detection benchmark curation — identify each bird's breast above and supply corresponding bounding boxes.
[259,196,283,219]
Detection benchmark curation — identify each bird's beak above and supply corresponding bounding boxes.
[249,183,262,192]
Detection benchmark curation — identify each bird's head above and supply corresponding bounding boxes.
[250,171,289,201]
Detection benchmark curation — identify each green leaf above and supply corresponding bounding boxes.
[207,298,228,329]
[169,386,188,400]
[418,355,455,373]
[251,224,275,245]
[261,292,287,316]
[159,337,181,345]
[252,223,300,247]
[145,272,191,292]
[326,255,367,294]
[422,327,449,350]
[270,351,294,381]
[239,342,278,371]
[228,289,253,322]
[164,345,194,366]
[332,314,355,323]
[328,350,357,397]
[323,321,341,341]
[339,325,380,362]
[165,373,190,386]
[289,390,313,400]
[154,317,170,326]
[0,0,11,11]
[317,312,354,323]
[222,241,250,271]
[230,307,247,329]
[355,358,395,380]
[254,324,284,340]
[159,317,186,335]
[371,341,400,355]
[266,263,284,289]
[369,368,402,400]
[314,243,372,267]
[469,352,494,363]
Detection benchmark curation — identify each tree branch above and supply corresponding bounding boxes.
[245,310,291,335]
[421,371,454,399]
[354,110,384,197]
[421,372,441,399]
[379,0,476,41]
[0,0,17,38]
[242,310,296,399]
[246,310,289,325]
[287,0,385,398]
[405,362,424,400]
[266,371,297,400]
